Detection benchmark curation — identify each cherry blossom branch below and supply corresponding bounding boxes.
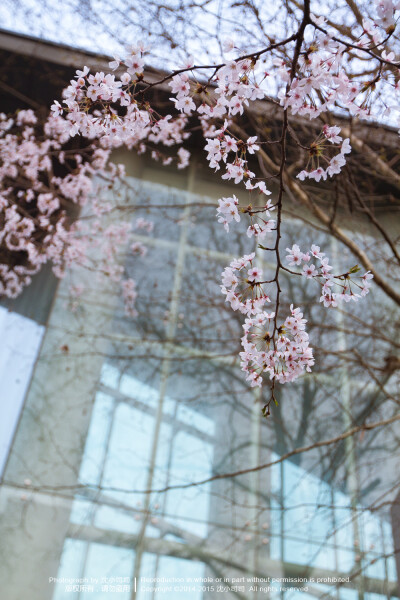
[311,20,400,67]
[259,0,311,414]
[346,166,400,264]
[139,33,299,94]
[247,141,400,306]
[17,0,398,401]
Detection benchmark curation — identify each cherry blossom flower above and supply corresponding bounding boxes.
[286,244,304,266]
[177,147,190,169]
[303,263,317,278]
[216,195,240,232]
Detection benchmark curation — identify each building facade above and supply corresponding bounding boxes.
[0,29,399,600]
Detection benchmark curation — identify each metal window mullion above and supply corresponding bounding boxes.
[332,238,365,600]
[249,388,263,599]
[130,164,196,596]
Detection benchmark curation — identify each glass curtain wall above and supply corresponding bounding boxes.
[0,162,398,600]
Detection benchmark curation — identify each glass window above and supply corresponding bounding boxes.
[0,170,398,600]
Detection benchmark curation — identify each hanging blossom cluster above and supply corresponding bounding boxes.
[240,307,314,390]
[297,126,351,182]
[0,109,148,316]
[169,58,264,120]
[286,244,374,307]
[372,0,400,33]
[0,109,97,297]
[203,122,275,238]
[221,253,270,315]
[51,45,191,167]
[206,131,276,241]
[216,194,275,238]
[43,0,398,398]
[221,253,314,387]
[280,8,398,122]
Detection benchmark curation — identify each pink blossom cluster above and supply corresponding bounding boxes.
[204,127,267,190]
[0,109,109,297]
[147,114,189,148]
[246,199,276,240]
[121,278,138,317]
[133,218,154,233]
[374,0,400,31]
[217,195,240,232]
[276,3,400,140]
[281,26,367,121]
[55,50,274,186]
[240,306,314,387]
[0,109,147,319]
[286,244,374,307]
[52,57,191,168]
[297,128,351,182]
[216,194,276,238]
[169,58,264,121]
[221,254,315,387]
[221,253,270,315]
